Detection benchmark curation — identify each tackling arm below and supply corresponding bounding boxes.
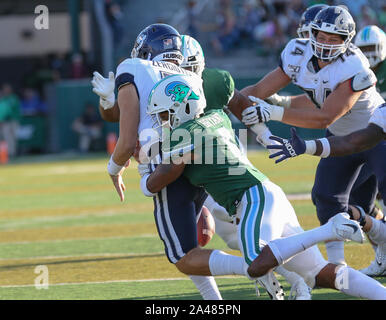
[146,162,186,193]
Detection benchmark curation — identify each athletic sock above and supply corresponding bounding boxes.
[335,266,386,300]
[268,223,336,264]
[208,250,247,276]
[325,241,346,265]
[189,275,222,300]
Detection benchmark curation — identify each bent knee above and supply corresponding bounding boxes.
[175,247,211,275]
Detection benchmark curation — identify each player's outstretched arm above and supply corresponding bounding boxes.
[267,123,385,163]
[240,67,291,100]
[320,124,385,156]
[107,84,139,202]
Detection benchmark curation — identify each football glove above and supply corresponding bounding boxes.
[241,96,284,126]
[267,127,306,163]
[91,71,115,110]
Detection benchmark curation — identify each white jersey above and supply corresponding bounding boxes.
[280,39,385,136]
[369,103,386,134]
[115,58,199,145]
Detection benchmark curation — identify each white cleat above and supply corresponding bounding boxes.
[288,279,312,300]
[360,243,386,277]
[255,271,285,300]
[330,212,365,243]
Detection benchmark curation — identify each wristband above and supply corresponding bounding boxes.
[107,156,124,175]
[270,105,284,121]
[305,140,317,155]
[317,138,331,158]
[140,173,156,197]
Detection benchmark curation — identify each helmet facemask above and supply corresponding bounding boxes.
[310,28,353,62]
[180,35,205,77]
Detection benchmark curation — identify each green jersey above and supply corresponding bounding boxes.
[375,60,386,96]
[202,68,235,111]
[162,109,267,215]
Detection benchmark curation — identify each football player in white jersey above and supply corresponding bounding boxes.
[92,23,287,300]
[239,5,386,267]
[266,102,386,277]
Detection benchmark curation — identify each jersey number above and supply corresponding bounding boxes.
[301,88,332,109]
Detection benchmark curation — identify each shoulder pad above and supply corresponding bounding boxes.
[351,69,377,92]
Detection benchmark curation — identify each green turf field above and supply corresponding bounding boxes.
[0,151,384,300]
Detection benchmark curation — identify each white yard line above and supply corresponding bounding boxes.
[286,193,311,200]
[0,275,243,289]
[0,234,158,246]
[0,251,163,262]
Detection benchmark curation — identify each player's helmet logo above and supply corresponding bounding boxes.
[165,81,200,103]
[148,74,206,129]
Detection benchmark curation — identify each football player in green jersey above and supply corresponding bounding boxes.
[355,25,386,97]
[142,74,386,300]
[180,35,313,299]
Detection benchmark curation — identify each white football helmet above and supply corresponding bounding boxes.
[147,74,206,129]
[310,6,356,61]
[180,35,205,77]
[355,25,386,68]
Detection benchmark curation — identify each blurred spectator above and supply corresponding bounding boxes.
[0,83,21,157]
[24,56,60,98]
[237,0,265,42]
[340,0,369,18]
[49,52,68,80]
[378,4,386,31]
[105,0,124,47]
[69,53,89,79]
[186,0,200,40]
[20,88,48,116]
[211,0,241,55]
[357,4,379,30]
[72,103,103,153]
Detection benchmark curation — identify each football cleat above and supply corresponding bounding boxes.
[330,212,365,243]
[288,279,312,300]
[255,271,285,300]
[360,243,386,277]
